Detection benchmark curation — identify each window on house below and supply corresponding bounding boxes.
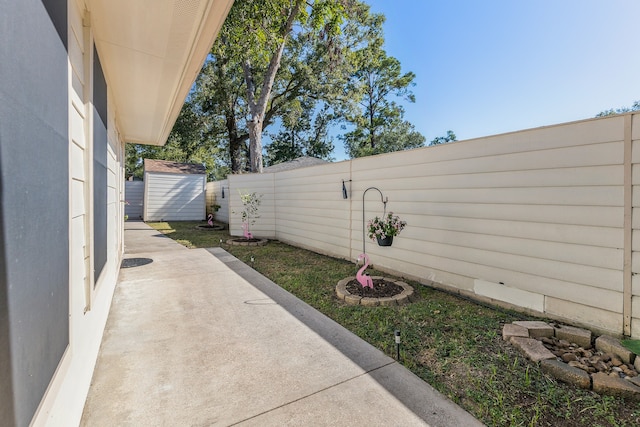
[93,46,107,285]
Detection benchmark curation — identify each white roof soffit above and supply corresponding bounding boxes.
[88,0,233,146]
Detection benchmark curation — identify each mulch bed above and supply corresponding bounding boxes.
[345,278,404,298]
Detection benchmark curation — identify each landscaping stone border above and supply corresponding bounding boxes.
[504,321,640,400]
[336,276,414,306]
[226,238,268,246]
[195,224,225,231]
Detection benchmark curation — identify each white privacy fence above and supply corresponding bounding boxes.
[124,181,144,220]
[212,113,640,338]
[205,180,229,223]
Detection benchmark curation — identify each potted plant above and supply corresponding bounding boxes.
[367,212,406,246]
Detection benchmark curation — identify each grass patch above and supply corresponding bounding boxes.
[150,221,640,427]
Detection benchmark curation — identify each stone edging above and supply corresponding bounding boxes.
[336,276,414,306]
[503,321,640,400]
[226,238,268,246]
[195,225,225,231]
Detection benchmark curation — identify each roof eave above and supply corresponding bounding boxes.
[87,0,233,146]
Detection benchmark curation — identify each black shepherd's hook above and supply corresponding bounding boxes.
[362,187,388,255]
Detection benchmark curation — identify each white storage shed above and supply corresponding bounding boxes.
[143,159,206,221]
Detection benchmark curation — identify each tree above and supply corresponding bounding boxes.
[344,115,423,157]
[196,50,250,174]
[429,130,457,146]
[596,100,640,117]
[340,16,425,158]
[265,104,335,165]
[220,0,356,172]
[125,99,228,180]
[196,0,358,173]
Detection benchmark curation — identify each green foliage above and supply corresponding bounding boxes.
[596,100,640,117]
[142,1,425,173]
[429,130,457,146]
[344,116,424,158]
[222,0,361,172]
[237,192,262,227]
[266,105,335,165]
[194,0,367,172]
[125,99,228,180]
[339,13,425,158]
[622,339,640,355]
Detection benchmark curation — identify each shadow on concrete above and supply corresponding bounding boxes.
[205,247,483,427]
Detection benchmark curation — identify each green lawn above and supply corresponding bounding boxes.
[149,221,640,427]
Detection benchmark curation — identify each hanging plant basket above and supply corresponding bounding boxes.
[376,236,393,247]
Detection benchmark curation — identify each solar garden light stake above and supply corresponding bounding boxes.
[395,330,401,362]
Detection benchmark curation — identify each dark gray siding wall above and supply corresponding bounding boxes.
[0,0,69,426]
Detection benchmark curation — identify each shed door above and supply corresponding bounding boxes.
[145,173,205,221]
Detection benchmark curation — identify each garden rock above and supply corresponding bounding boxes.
[512,321,554,338]
[509,337,555,362]
[596,336,635,365]
[592,372,640,400]
[504,321,640,399]
[554,324,592,348]
[502,323,529,341]
[540,359,591,389]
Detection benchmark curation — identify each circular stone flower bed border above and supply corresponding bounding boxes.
[336,276,414,306]
[195,224,225,231]
[226,238,269,246]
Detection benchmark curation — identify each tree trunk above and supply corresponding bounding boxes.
[226,108,245,173]
[247,117,263,173]
[242,0,304,173]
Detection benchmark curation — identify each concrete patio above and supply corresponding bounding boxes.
[80,221,483,426]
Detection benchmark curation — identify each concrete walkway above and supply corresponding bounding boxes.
[81,222,483,426]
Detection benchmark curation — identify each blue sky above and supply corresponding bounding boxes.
[331,0,640,160]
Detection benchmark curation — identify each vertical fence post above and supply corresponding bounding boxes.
[623,114,633,337]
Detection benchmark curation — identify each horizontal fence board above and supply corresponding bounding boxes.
[350,186,623,206]
[370,202,622,228]
[360,166,622,191]
[359,238,622,292]
[352,215,622,248]
[276,219,350,240]
[546,297,623,334]
[352,141,623,178]
[276,225,350,249]
[403,227,621,270]
[350,120,624,170]
[276,162,350,178]
[364,248,622,313]
[276,209,350,223]
[278,235,350,260]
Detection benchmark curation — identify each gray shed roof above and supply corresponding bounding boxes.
[144,159,206,175]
